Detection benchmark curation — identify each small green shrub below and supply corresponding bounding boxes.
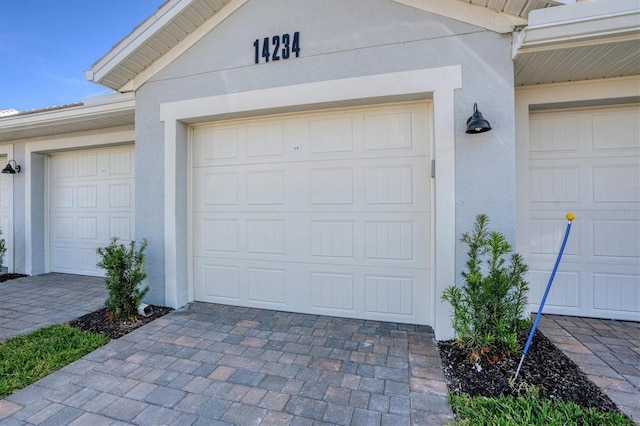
[442,214,530,364]
[0,227,6,271]
[96,237,149,319]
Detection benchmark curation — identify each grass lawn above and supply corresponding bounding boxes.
[449,392,634,425]
[0,324,109,399]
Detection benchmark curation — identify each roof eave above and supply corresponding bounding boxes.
[514,6,640,55]
[0,93,135,142]
[513,0,640,86]
[394,0,528,33]
[87,0,244,93]
[87,0,185,90]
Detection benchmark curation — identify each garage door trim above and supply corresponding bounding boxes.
[161,67,461,340]
[24,128,135,275]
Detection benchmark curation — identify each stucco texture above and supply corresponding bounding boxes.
[134,0,515,311]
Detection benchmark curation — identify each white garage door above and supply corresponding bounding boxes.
[192,102,433,324]
[524,105,640,321]
[49,146,135,276]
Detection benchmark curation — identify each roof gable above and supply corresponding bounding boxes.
[86,0,548,93]
[86,0,243,91]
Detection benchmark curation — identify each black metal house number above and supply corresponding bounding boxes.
[253,32,300,64]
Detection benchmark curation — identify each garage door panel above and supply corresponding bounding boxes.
[247,267,287,305]
[592,274,639,313]
[528,216,580,256]
[51,245,101,275]
[593,165,640,203]
[51,183,134,211]
[195,261,241,301]
[524,105,639,321]
[194,256,430,322]
[365,274,416,316]
[194,211,429,267]
[49,146,135,276]
[593,219,640,258]
[310,271,355,311]
[528,269,580,308]
[193,107,430,168]
[529,165,579,203]
[193,158,430,213]
[592,110,640,150]
[193,102,432,324]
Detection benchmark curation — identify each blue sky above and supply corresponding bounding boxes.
[0,0,166,112]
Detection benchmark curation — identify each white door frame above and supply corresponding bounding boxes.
[161,66,462,340]
[515,76,640,262]
[515,76,640,319]
[24,128,135,275]
[0,145,15,272]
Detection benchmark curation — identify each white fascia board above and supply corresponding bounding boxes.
[0,93,135,131]
[393,0,527,33]
[90,0,187,83]
[514,3,640,55]
[528,0,639,26]
[93,0,247,92]
[128,0,248,92]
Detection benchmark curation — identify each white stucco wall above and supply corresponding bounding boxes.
[135,0,517,337]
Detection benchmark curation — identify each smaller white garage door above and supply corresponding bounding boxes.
[192,102,433,324]
[49,146,135,276]
[524,105,640,321]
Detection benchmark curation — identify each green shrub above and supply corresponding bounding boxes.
[96,237,149,319]
[442,214,530,364]
[0,227,5,271]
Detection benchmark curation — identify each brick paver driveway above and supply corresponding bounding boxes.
[1,302,453,425]
[0,274,106,342]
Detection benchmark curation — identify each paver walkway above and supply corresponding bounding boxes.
[1,299,454,425]
[2,274,638,424]
[0,274,106,342]
[539,314,640,424]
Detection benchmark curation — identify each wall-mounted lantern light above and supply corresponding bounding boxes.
[465,103,492,134]
[1,160,21,174]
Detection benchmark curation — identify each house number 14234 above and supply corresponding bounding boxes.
[253,32,300,64]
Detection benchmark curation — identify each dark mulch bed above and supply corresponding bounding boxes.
[0,273,173,340]
[439,330,621,414]
[0,273,29,282]
[69,306,174,340]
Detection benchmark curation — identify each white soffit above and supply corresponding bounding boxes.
[460,0,560,19]
[0,93,135,142]
[514,0,640,86]
[86,0,243,92]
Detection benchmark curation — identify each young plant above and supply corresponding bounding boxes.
[96,237,149,320]
[0,227,6,272]
[442,214,530,364]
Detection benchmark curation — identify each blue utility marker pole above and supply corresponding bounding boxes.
[514,212,575,381]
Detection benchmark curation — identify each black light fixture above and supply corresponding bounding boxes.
[1,160,21,174]
[465,103,492,134]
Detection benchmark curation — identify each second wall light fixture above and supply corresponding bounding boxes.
[1,160,21,174]
[465,103,492,134]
